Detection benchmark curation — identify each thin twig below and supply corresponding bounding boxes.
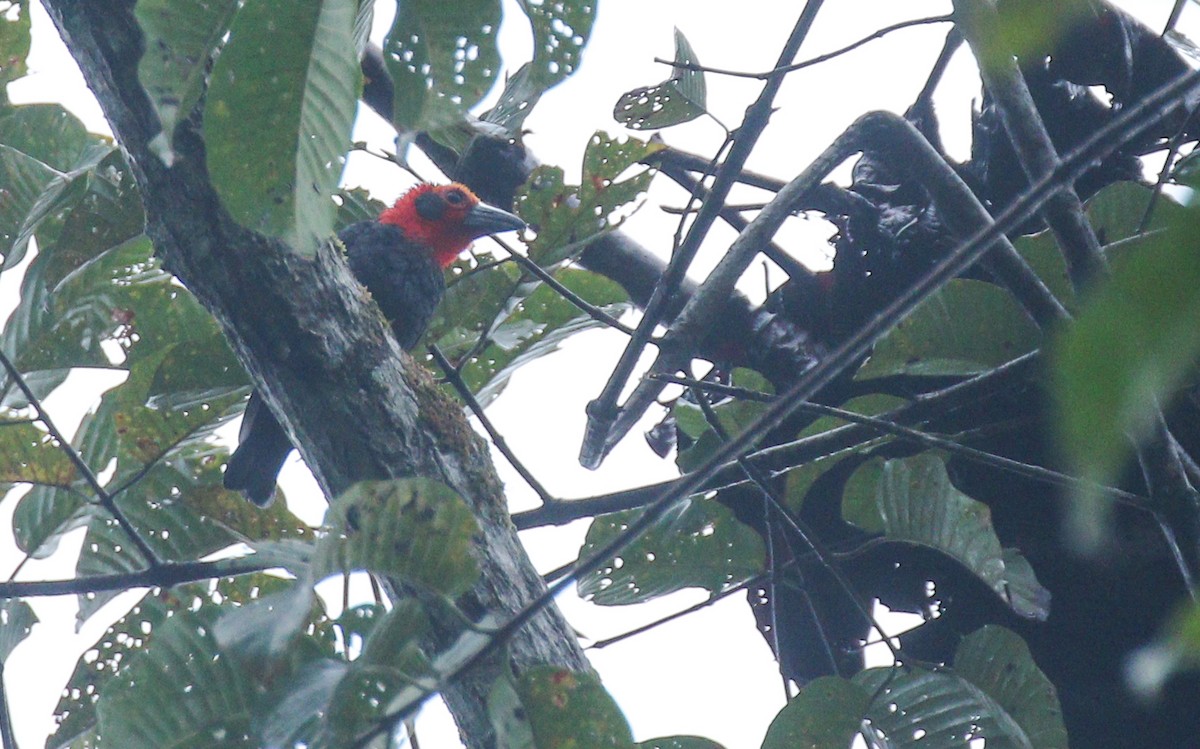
[656,15,954,81]
[691,382,902,665]
[594,110,1068,464]
[581,2,828,469]
[488,236,635,335]
[0,350,161,567]
[357,65,1200,747]
[656,373,1155,512]
[429,346,558,506]
[1164,0,1188,36]
[590,571,773,650]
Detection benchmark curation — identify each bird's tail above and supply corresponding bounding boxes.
[223,392,294,506]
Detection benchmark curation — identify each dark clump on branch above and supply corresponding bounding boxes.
[363,5,1200,743]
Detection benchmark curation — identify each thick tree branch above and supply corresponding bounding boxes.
[40,2,587,745]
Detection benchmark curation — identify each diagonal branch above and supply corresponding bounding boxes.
[580,1,829,469]
[0,350,161,567]
[589,110,1069,466]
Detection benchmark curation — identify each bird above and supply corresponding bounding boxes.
[222,183,525,505]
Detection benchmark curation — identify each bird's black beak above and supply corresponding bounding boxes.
[463,201,526,238]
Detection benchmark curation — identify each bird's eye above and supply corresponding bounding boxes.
[445,188,466,205]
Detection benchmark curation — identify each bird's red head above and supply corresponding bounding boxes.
[378,183,525,268]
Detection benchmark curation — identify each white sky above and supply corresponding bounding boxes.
[1,1,1192,748]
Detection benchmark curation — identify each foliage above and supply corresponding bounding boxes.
[2,2,1200,749]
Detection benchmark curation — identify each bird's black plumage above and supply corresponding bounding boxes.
[223,221,446,506]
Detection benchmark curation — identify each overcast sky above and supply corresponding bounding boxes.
[1,2,1191,748]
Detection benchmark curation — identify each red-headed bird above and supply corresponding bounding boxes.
[223,183,525,505]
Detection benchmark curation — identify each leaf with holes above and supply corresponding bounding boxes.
[327,601,434,745]
[73,445,311,627]
[205,0,360,256]
[855,666,1032,749]
[614,28,707,130]
[578,495,763,605]
[313,478,480,597]
[50,575,297,749]
[134,0,239,163]
[384,0,501,135]
[0,0,30,90]
[0,599,36,663]
[842,452,1050,620]
[95,611,255,748]
[516,131,661,265]
[955,626,1069,749]
[760,627,1062,749]
[485,0,597,132]
[0,417,76,488]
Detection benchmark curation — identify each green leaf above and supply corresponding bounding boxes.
[0,598,36,662]
[578,496,764,605]
[855,666,1033,749]
[842,452,1050,620]
[352,0,374,57]
[74,454,250,623]
[458,268,631,405]
[50,576,293,749]
[673,369,774,473]
[1014,181,1188,312]
[213,582,316,661]
[637,738,725,749]
[0,0,30,94]
[135,0,239,163]
[484,0,597,132]
[144,333,248,411]
[428,260,523,358]
[2,142,117,271]
[326,601,434,745]
[11,400,112,559]
[335,186,388,231]
[313,478,480,597]
[0,143,58,269]
[857,279,1041,379]
[259,659,348,749]
[0,417,76,487]
[383,0,501,134]
[516,131,661,265]
[516,666,634,749]
[489,675,536,749]
[1052,199,1200,549]
[991,0,1090,64]
[1128,602,1200,700]
[954,626,1068,749]
[761,630,1062,749]
[761,676,870,749]
[614,28,707,131]
[204,0,361,255]
[0,102,88,170]
[96,611,255,749]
